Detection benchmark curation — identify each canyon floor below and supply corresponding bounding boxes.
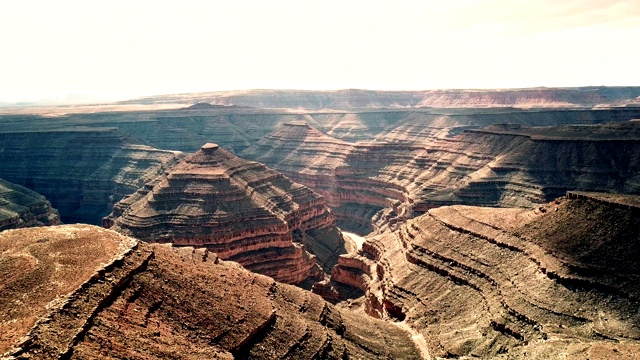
[1,88,640,359]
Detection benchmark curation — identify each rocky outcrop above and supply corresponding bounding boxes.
[0,129,183,224]
[331,194,640,358]
[105,143,345,284]
[0,225,421,359]
[566,190,640,211]
[0,178,59,231]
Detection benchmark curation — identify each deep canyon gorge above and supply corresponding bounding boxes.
[2,87,640,359]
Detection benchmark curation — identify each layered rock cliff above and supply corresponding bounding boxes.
[105,143,345,284]
[0,225,421,359]
[3,103,640,154]
[243,120,640,233]
[0,178,59,231]
[331,193,640,358]
[240,122,385,233]
[3,90,640,358]
[0,128,183,224]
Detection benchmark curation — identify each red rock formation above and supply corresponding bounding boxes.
[0,225,422,359]
[243,120,640,233]
[105,143,345,284]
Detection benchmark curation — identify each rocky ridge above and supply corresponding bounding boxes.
[330,193,640,358]
[104,143,345,284]
[0,225,421,359]
[0,178,59,231]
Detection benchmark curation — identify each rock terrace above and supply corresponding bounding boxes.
[331,194,640,358]
[104,143,345,284]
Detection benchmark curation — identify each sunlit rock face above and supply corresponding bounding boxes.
[331,193,640,358]
[0,178,60,230]
[105,143,345,284]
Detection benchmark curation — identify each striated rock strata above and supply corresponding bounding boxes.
[0,129,183,224]
[105,143,345,284]
[0,178,60,231]
[331,193,640,358]
[3,105,640,154]
[0,225,421,359]
[243,121,640,233]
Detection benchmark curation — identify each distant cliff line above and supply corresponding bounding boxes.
[119,86,640,109]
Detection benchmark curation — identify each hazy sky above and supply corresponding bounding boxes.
[1,0,639,102]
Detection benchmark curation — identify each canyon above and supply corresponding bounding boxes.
[1,87,640,358]
[241,119,640,234]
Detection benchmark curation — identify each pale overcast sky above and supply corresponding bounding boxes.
[1,0,639,102]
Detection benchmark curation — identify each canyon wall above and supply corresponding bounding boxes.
[0,178,60,231]
[105,143,345,284]
[3,105,638,235]
[414,88,629,108]
[0,225,421,359]
[243,121,640,233]
[3,105,640,153]
[0,129,183,224]
[330,193,640,358]
[97,106,640,151]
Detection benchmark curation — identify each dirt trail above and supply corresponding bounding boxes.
[392,320,431,360]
